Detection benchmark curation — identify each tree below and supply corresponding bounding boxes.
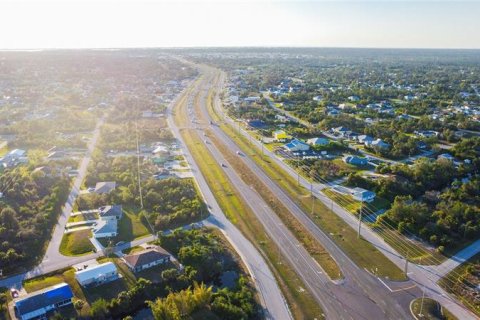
[91,298,109,320]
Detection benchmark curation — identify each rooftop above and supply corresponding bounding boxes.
[124,246,171,268]
[14,282,73,315]
[75,262,117,283]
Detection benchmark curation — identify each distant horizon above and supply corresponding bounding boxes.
[1,1,479,50]
[1,45,480,51]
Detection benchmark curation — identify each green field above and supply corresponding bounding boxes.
[59,230,95,256]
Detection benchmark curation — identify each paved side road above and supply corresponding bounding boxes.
[166,78,292,320]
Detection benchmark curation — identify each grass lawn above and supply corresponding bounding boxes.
[410,298,457,320]
[214,105,407,281]
[83,278,129,304]
[331,158,371,173]
[98,209,151,247]
[23,274,64,293]
[323,189,391,214]
[174,87,326,320]
[117,209,151,242]
[59,230,95,256]
[122,246,144,255]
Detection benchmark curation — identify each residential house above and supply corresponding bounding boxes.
[244,96,261,104]
[14,283,74,320]
[247,120,267,129]
[284,139,310,152]
[306,137,329,146]
[351,187,376,203]
[152,145,170,156]
[348,95,360,102]
[366,139,390,150]
[273,130,288,142]
[343,155,368,166]
[93,205,123,238]
[94,181,116,194]
[357,135,374,144]
[153,169,171,180]
[123,246,172,273]
[75,262,119,288]
[99,205,123,221]
[0,148,28,167]
[414,130,439,138]
[438,153,455,162]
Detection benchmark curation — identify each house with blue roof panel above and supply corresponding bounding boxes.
[14,282,73,320]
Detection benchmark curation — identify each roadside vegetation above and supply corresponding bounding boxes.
[439,253,480,317]
[0,164,70,274]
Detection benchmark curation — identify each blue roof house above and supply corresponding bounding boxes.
[14,283,74,320]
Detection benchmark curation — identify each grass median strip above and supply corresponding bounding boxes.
[173,83,325,319]
[207,92,407,281]
[207,131,342,280]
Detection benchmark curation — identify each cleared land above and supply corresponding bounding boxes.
[59,229,95,256]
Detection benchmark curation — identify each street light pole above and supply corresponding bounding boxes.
[357,200,363,239]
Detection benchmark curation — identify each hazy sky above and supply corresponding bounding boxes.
[1,0,479,49]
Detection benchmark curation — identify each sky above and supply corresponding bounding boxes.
[1,0,479,49]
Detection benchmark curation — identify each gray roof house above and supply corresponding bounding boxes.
[93,205,123,238]
[343,155,368,166]
[123,246,172,273]
[14,283,74,320]
[99,205,123,220]
[94,181,116,194]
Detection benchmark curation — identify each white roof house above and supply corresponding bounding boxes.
[351,187,376,203]
[307,138,329,146]
[75,262,119,287]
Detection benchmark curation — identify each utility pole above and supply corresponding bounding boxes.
[418,285,425,318]
[135,119,144,209]
[297,154,300,186]
[311,184,315,215]
[357,200,363,239]
[404,251,409,277]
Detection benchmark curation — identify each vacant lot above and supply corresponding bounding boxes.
[60,229,95,256]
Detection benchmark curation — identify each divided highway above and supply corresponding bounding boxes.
[166,77,292,320]
[186,64,419,319]
[202,67,478,319]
